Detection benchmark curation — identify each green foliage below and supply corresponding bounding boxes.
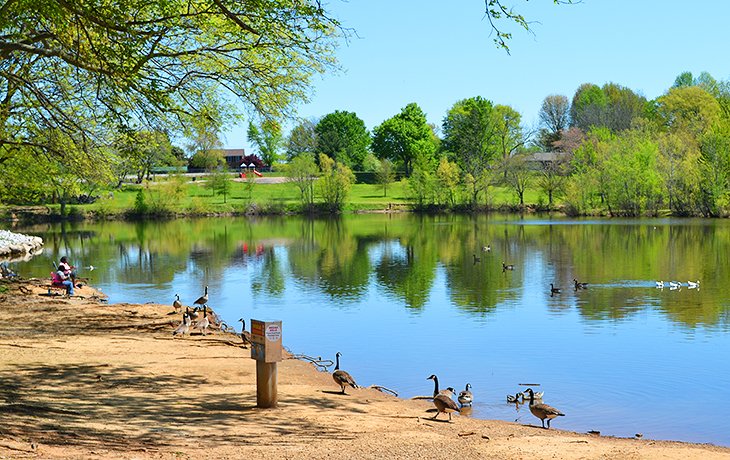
[248,119,283,168]
[318,154,355,212]
[315,111,371,170]
[286,153,319,211]
[133,189,148,215]
[375,159,396,197]
[657,86,722,136]
[206,169,233,203]
[286,118,319,161]
[371,103,438,176]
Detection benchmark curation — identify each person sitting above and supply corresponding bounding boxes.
[52,269,74,296]
[58,256,77,286]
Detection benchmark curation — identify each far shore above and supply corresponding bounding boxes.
[1,278,729,459]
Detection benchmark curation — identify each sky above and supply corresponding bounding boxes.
[222,0,730,150]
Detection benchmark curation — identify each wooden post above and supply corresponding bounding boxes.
[256,361,278,408]
[250,319,282,409]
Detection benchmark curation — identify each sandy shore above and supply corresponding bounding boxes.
[1,279,728,460]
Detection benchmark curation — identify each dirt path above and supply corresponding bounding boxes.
[0,279,728,459]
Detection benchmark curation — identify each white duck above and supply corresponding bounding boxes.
[688,280,700,289]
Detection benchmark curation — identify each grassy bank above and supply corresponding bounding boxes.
[1,173,548,221]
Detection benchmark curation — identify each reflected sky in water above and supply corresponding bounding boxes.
[12,214,730,446]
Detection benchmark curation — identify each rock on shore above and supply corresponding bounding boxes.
[0,229,44,262]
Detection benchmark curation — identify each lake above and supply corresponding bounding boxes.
[11,214,730,446]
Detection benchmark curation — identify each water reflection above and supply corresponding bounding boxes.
[11,214,730,446]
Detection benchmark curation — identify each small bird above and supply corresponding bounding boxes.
[573,279,588,290]
[507,392,524,403]
[524,388,564,429]
[550,283,561,295]
[458,383,473,407]
[172,294,182,312]
[332,352,358,394]
[173,312,190,337]
[688,280,700,289]
[473,254,481,264]
[432,387,460,421]
[656,280,665,289]
[482,245,491,252]
[194,305,210,335]
[193,285,209,307]
[502,262,515,272]
[238,318,252,347]
[669,281,681,290]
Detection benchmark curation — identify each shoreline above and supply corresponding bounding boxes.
[1,279,729,459]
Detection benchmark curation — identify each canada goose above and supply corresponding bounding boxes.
[332,352,358,394]
[237,318,252,346]
[457,383,473,407]
[573,279,588,289]
[432,387,460,421]
[688,280,700,288]
[507,392,524,403]
[656,281,665,289]
[193,285,209,307]
[502,262,515,272]
[186,306,200,321]
[550,283,561,295]
[473,254,481,264]
[173,312,190,336]
[427,374,446,398]
[524,389,544,399]
[172,294,182,312]
[524,388,564,429]
[194,306,209,335]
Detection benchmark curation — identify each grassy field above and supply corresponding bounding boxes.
[3,172,549,218]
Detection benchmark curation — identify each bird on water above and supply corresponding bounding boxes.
[458,383,473,407]
[332,352,359,394]
[524,387,564,429]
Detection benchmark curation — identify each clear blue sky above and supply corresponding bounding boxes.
[223,0,730,150]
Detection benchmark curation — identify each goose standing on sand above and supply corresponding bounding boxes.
[432,387,460,421]
[173,294,182,312]
[193,285,209,307]
[194,305,210,335]
[458,383,473,407]
[524,388,564,429]
[332,352,359,394]
[427,374,444,398]
[173,312,190,337]
[237,318,252,347]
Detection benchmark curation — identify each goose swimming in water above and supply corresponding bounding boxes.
[656,281,665,289]
[332,352,359,394]
[550,283,561,295]
[524,388,564,429]
[457,383,473,407]
[669,281,681,289]
[507,392,524,403]
[502,262,515,272]
[573,279,588,290]
[688,280,700,289]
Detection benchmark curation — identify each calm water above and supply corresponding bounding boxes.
[10,214,730,446]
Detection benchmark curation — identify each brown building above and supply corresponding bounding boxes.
[217,149,246,169]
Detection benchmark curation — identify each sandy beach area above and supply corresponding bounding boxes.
[0,278,728,459]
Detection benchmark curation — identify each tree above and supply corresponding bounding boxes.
[657,86,722,136]
[207,168,233,203]
[442,96,499,206]
[318,154,355,212]
[248,119,283,169]
[187,109,224,171]
[286,118,319,161]
[113,130,176,184]
[0,1,342,162]
[538,95,570,150]
[375,159,396,197]
[503,154,531,207]
[315,111,371,169]
[571,83,608,131]
[371,103,438,176]
[493,104,526,177]
[286,153,319,211]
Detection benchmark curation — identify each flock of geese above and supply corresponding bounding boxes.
[656,280,700,290]
[168,286,566,429]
